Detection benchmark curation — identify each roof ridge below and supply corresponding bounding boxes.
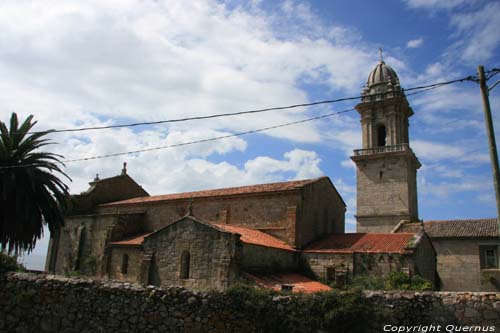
[100,176,326,206]
[425,218,497,223]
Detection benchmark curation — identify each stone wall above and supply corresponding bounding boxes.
[241,244,298,271]
[48,213,145,277]
[297,178,346,247]
[108,246,143,282]
[142,217,241,291]
[302,252,354,281]
[353,152,419,232]
[98,192,301,246]
[1,273,499,333]
[413,234,437,284]
[303,251,420,283]
[433,238,500,291]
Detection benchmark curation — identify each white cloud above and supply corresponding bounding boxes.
[419,175,492,199]
[0,0,379,146]
[448,2,500,63]
[403,0,473,10]
[407,37,424,48]
[413,140,489,164]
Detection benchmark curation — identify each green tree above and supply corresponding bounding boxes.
[0,113,70,254]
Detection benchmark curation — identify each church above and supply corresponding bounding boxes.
[45,59,499,292]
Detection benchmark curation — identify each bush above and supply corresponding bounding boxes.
[0,252,25,273]
[316,289,386,332]
[224,283,387,332]
[350,272,432,291]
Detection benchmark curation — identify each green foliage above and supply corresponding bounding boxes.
[225,283,277,312]
[386,271,433,291]
[64,270,82,278]
[224,283,387,332]
[0,113,70,254]
[350,271,433,291]
[350,274,386,290]
[0,252,26,273]
[318,289,384,332]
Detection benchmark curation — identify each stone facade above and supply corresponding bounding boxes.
[303,232,436,285]
[95,176,345,248]
[1,273,499,333]
[47,176,360,291]
[432,238,500,291]
[142,217,241,291]
[396,219,500,292]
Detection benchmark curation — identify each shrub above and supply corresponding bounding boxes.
[350,272,433,291]
[0,252,25,273]
[224,283,387,332]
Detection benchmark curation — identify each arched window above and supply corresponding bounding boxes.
[121,254,129,274]
[377,125,387,147]
[180,251,190,279]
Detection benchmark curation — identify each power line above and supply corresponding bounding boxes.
[0,108,356,169]
[20,75,477,135]
[0,73,483,169]
[403,76,477,92]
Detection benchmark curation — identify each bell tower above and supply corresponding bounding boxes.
[351,57,421,232]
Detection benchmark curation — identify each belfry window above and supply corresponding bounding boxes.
[180,251,190,279]
[377,125,387,147]
[121,254,129,274]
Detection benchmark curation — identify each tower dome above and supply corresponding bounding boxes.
[367,61,400,87]
[361,59,402,101]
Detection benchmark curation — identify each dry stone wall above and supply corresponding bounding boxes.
[1,273,499,333]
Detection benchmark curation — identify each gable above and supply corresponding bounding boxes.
[143,216,235,243]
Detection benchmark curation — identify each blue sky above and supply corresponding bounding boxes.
[0,0,498,269]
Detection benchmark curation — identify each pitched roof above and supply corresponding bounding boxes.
[304,233,415,254]
[109,232,153,246]
[100,177,325,207]
[213,224,295,251]
[108,217,295,252]
[244,272,331,293]
[423,218,498,238]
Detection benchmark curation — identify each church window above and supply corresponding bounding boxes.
[377,125,387,147]
[180,251,190,279]
[121,254,129,274]
[480,246,499,269]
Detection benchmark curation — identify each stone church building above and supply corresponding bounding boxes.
[46,59,498,292]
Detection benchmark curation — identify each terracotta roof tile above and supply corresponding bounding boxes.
[109,232,153,246]
[304,233,415,254]
[100,177,324,206]
[244,272,331,293]
[213,224,295,251]
[423,218,498,238]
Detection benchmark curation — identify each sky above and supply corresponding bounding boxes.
[0,0,499,270]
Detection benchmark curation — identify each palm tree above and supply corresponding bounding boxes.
[0,113,70,254]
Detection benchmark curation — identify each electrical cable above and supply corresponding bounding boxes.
[0,108,355,169]
[0,73,485,169]
[19,75,478,135]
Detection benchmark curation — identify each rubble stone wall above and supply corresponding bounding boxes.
[1,273,499,333]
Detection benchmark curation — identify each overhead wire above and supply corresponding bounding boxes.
[0,108,356,169]
[19,75,478,135]
[0,73,483,169]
